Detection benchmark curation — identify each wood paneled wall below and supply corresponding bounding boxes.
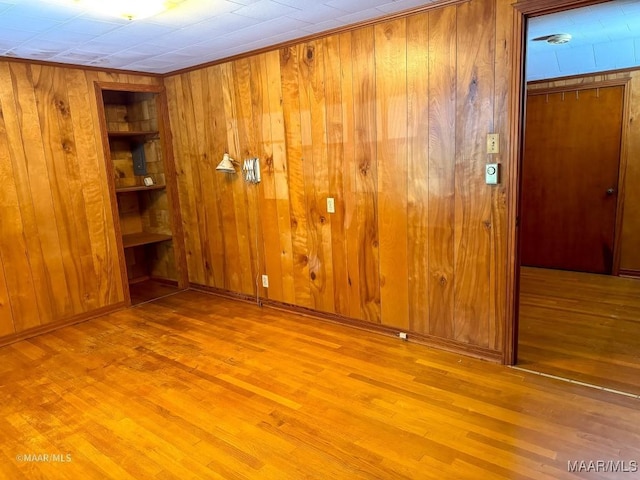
[165,0,515,358]
[528,70,640,275]
[0,61,160,340]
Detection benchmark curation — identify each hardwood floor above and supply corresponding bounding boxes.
[518,267,640,396]
[1,290,639,479]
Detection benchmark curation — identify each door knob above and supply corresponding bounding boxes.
[606,188,616,195]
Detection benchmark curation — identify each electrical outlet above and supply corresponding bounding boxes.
[487,133,499,154]
[327,197,335,214]
[398,332,408,341]
[261,275,269,288]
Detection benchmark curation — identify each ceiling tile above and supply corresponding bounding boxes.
[556,44,596,75]
[594,38,635,68]
[286,5,348,24]
[232,0,299,21]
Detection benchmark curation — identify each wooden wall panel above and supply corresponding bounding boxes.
[406,14,430,335]
[528,70,640,275]
[280,45,313,307]
[165,0,514,358]
[299,40,335,313]
[454,0,495,348]
[376,19,410,330]
[427,7,456,340]
[0,260,13,336]
[323,36,349,316]
[0,60,159,340]
[351,26,382,324]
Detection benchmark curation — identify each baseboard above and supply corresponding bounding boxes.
[189,284,503,363]
[0,302,126,349]
[619,269,640,279]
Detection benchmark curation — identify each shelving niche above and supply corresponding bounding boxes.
[98,85,186,305]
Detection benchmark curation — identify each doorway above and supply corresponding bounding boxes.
[511,0,640,395]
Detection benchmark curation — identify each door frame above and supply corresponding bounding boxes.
[505,0,615,364]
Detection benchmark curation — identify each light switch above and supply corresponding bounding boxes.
[487,133,499,154]
[327,197,335,213]
[485,163,499,185]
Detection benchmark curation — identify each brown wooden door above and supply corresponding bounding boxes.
[521,85,624,274]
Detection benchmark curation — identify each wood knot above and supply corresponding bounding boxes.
[291,217,298,228]
[372,240,379,248]
[359,161,369,175]
[306,46,314,61]
[319,216,326,224]
[384,26,393,40]
[299,254,308,265]
[55,99,69,116]
[483,220,492,230]
[280,47,292,64]
[468,71,478,101]
[310,271,316,280]
[265,155,274,172]
[440,276,447,286]
[62,141,73,153]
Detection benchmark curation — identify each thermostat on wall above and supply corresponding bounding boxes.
[485,163,499,185]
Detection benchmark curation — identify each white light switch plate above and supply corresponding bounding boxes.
[327,197,335,214]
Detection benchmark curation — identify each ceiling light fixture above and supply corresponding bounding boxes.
[65,0,182,21]
[532,33,573,45]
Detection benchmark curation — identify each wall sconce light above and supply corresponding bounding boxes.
[216,153,236,174]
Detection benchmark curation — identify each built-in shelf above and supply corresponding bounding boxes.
[116,185,166,193]
[107,130,159,140]
[122,232,172,249]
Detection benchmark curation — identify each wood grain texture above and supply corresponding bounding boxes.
[0,61,157,340]
[528,69,640,274]
[1,290,639,479]
[165,0,515,359]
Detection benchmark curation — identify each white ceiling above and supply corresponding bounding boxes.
[527,0,640,81]
[0,0,637,78]
[0,0,445,74]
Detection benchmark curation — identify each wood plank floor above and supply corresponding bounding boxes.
[518,266,640,396]
[1,290,639,479]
